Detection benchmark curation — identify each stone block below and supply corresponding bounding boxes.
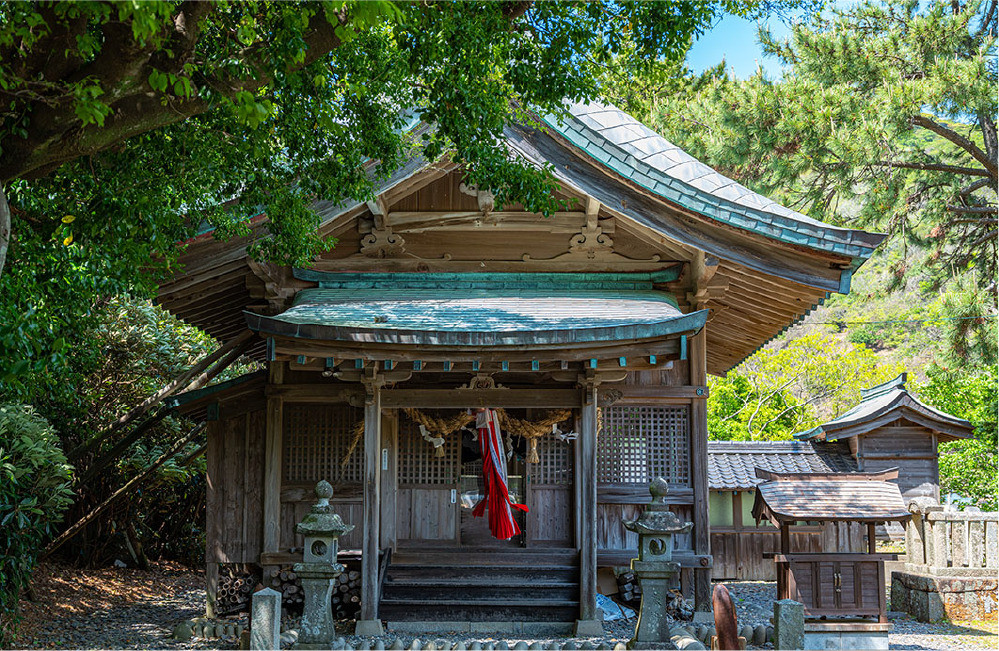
[250,588,282,651]
[773,600,804,651]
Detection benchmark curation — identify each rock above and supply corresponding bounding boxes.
[469,642,483,651]
[495,642,509,651]
[613,644,627,651]
[528,643,543,651]
[513,642,529,651]
[453,642,467,651]
[706,627,716,643]
[389,639,405,650]
[280,630,299,647]
[694,626,707,642]
[425,642,437,651]
[356,642,370,651]
[410,638,423,651]
[483,643,496,651]
[766,625,774,644]
[435,639,448,650]
[753,624,767,646]
[225,623,236,638]
[579,642,595,651]
[739,625,753,641]
[172,622,194,641]
[240,630,251,650]
[374,640,386,650]
[561,642,578,651]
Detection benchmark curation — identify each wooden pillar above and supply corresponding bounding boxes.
[263,362,284,554]
[868,522,877,554]
[574,379,602,636]
[380,409,398,550]
[357,371,385,635]
[205,562,219,619]
[689,328,711,614]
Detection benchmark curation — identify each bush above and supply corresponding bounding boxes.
[0,405,74,645]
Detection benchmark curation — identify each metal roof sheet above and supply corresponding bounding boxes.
[542,101,885,261]
[707,441,857,491]
[245,275,707,347]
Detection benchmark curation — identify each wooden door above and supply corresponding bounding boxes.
[396,417,459,543]
[527,436,575,547]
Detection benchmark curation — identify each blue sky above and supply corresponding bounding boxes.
[686,13,794,79]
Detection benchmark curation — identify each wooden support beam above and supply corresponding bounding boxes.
[380,388,581,409]
[263,362,285,553]
[689,327,711,615]
[358,371,385,635]
[577,379,600,632]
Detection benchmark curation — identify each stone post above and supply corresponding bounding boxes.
[250,588,282,651]
[293,480,354,649]
[773,599,804,651]
[623,478,693,649]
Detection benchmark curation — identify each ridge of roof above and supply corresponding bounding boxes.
[542,101,886,263]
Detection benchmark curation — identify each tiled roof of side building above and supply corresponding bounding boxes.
[707,440,857,491]
[543,101,885,263]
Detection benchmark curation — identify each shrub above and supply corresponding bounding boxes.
[0,405,74,645]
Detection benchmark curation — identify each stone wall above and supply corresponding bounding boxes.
[891,571,998,622]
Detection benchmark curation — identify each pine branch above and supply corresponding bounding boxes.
[959,178,993,197]
[946,204,999,215]
[872,160,991,177]
[910,114,998,178]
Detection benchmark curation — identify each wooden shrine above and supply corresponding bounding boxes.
[158,100,885,632]
[751,468,911,623]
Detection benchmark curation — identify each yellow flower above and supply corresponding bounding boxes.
[61,215,75,224]
[63,234,73,246]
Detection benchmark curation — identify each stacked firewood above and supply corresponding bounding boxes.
[266,566,304,609]
[615,570,642,608]
[217,568,259,615]
[331,570,362,620]
[265,566,362,620]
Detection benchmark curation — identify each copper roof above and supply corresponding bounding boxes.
[752,469,912,525]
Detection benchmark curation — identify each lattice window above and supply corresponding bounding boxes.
[598,405,689,485]
[283,404,364,484]
[398,412,460,486]
[529,436,574,486]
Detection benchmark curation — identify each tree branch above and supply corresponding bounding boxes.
[959,178,992,197]
[872,160,992,177]
[947,204,999,214]
[911,114,998,178]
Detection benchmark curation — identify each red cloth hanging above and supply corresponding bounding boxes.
[471,408,528,539]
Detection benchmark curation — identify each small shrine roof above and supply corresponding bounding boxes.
[794,373,973,442]
[752,469,912,525]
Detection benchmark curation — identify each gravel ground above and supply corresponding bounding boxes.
[13,568,998,651]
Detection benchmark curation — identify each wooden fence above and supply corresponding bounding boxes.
[906,497,998,576]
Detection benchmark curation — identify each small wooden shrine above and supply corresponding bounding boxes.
[159,100,886,632]
[752,468,911,624]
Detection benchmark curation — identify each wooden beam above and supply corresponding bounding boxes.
[358,372,384,633]
[689,326,711,614]
[380,388,582,409]
[578,380,599,626]
[263,362,285,553]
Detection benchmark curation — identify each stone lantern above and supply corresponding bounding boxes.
[623,477,693,649]
[293,480,354,649]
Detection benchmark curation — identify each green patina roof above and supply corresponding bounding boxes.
[542,101,884,263]
[246,272,704,347]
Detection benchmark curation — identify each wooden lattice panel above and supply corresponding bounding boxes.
[283,404,363,484]
[598,405,690,485]
[398,412,460,486]
[529,436,574,486]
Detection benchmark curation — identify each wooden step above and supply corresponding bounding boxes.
[385,564,578,582]
[379,597,580,623]
[382,579,577,601]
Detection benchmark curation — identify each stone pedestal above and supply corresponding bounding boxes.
[250,588,282,651]
[891,571,998,622]
[773,599,803,651]
[623,478,693,650]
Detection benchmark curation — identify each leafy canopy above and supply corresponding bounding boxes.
[0,0,774,403]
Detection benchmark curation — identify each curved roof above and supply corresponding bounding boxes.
[245,272,706,349]
[795,373,973,442]
[542,101,885,262]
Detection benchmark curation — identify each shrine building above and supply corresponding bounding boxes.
[160,101,885,634]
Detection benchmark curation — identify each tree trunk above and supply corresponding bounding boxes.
[0,184,9,279]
